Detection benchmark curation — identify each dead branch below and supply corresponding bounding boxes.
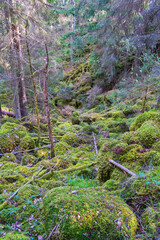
[92,132,98,155]
[109,159,137,177]
[0,167,43,211]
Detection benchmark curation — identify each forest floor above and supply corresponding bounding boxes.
[0,67,160,240]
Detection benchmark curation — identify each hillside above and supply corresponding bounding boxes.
[0,0,160,239]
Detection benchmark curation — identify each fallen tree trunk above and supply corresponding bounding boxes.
[2,110,15,118]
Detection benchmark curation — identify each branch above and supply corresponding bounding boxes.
[92,132,98,155]
[0,167,43,211]
[109,159,137,177]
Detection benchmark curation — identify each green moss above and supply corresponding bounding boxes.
[21,154,37,165]
[106,119,129,133]
[136,121,160,148]
[153,140,160,152]
[106,110,125,119]
[1,232,30,240]
[61,132,80,146]
[0,153,16,162]
[103,179,121,191]
[0,135,14,154]
[43,187,138,240]
[0,122,28,143]
[52,156,72,170]
[18,184,41,200]
[122,131,139,144]
[36,148,50,158]
[54,142,72,155]
[141,207,160,233]
[19,135,35,151]
[145,150,160,166]
[71,112,80,125]
[130,111,160,131]
[120,146,146,164]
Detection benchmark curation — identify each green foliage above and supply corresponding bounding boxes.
[19,136,35,151]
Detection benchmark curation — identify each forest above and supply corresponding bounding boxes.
[0,0,160,239]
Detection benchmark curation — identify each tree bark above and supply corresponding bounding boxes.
[0,104,2,126]
[44,43,55,158]
[25,20,41,145]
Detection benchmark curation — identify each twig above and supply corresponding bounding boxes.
[46,225,57,240]
[0,167,43,210]
[92,132,98,155]
[109,159,137,177]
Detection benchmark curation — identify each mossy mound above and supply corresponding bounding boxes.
[0,135,14,154]
[0,153,16,162]
[141,206,160,233]
[120,146,146,164]
[130,111,160,131]
[61,132,81,146]
[18,184,41,200]
[54,142,72,155]
[19,136,35,151]
[145,150,160,166]
[1,232,30,240]
[136,121,160,148]
[106,119,129,133]
[153,140,160,152]
[43,187,138,240]
[71,112,81,125]
[21,154,37,165]
[0,122,28,143]
[122,131,139,144]
[106,110,125,119]
[52,156,72,170]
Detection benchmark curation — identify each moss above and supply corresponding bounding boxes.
[136,121,160,148]
[145,150,160,166]
[36,148,50,159]
[130,111,160,131]
[0,122,28,143]
[19,135,35,151]
[106,110,125,119]
[103,179,121,191]
[122,177,160,208]
[122,131,139,144]
[21,154,37,165]
[141,207,160,233]
[120,146,146,164]
[18,184,41,200]
[0,135,14,154]
[0,153,16,162]
[1,232,30,240]
[54,142,72,155]
[97,152,114,182]
[37,180,65,190]
[71,112,80,125]
[106,119,129,133]
[2,117,21,124]
[43,187,138,240]
[153,140,160,152]
[52,156,72,170]
[61,132,80,146]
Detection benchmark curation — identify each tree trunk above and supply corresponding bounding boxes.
[25,21,41,145]
[70,0,76,67]
[0,104,2,126]
[9,0,28,119]
[44,43,55,158]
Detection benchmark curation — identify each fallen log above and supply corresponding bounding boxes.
[2,110,15,118]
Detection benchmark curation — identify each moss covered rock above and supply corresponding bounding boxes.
[0,153,16,162]
[0,122,28,143]
[122,131,139,144]
[54,142,71,155]
[0,135,14,154]
[136,121,160,148]
[43,187,138,240]
[71,112,81,125]
[130,111,160,131]
[144,150,160,166]
[21,154,37,165]
[61,132,80,146]
[1,232,30,240]
[19,136,35,151]
[141,207,160,233]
